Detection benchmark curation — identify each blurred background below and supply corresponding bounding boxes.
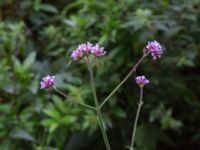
[0,0,200,150]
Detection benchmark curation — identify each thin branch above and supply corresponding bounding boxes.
[53,86,96,110]
[99,54,147,108]
[130,87,144,149]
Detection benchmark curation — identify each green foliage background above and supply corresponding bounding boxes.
[0,0,200,149]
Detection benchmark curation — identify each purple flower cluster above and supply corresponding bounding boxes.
[40,40,164,90]
[40,75,55,89]
[146,41,163,60]
[71,42,106,61]
[135,75,149,87]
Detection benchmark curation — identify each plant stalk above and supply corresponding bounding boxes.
[87,57,111,150]
[130,87,144,149]
[100,54,146,108]
[53,86,96,110]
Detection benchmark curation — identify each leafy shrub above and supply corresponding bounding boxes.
[0,0,200,149]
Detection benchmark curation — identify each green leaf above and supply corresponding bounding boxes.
[41,119,56,127]
[61,116,77,124]
[63,19,77,27]
[52,95,66,113]
[10,129,35,142]
[28,75,39,94]
[23,51,36,70]
[43,108,60,119]
[40,4,58,14]
[49,124,59,133]
[41,119,59,133]
[113,108,126,118]
[34,0,41,11]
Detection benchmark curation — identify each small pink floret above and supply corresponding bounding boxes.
[77,42,93,54]
[71,50,83,60]
[91,44,106,57]
[146,40,163,60]
[70,42,106,61]
[40,75,55,89]
[135,75,149,86]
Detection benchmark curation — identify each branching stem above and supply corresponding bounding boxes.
[87,57,111,150]
[53,86,96,110]
[99,54,147,108]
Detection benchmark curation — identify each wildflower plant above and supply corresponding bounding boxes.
[40,41,163,150]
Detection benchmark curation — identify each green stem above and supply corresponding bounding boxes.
[99,55,146,108]
[130,87,144,149]
[87,57,111,150]
[53,86,96,110]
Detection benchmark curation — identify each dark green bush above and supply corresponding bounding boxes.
[0,0,200,149]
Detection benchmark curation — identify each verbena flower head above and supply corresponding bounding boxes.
[40,75,55,89]
[71,42,106,61]
[71,49,83,60]
[91,43,106,57]
[135,75,149,87]
[146,40,163,60]
[77,42,93,54]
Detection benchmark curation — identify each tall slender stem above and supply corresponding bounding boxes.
[53,86,96,110]
[100,55,146,108]
[87,57,111,150]
[130,87,144,149]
